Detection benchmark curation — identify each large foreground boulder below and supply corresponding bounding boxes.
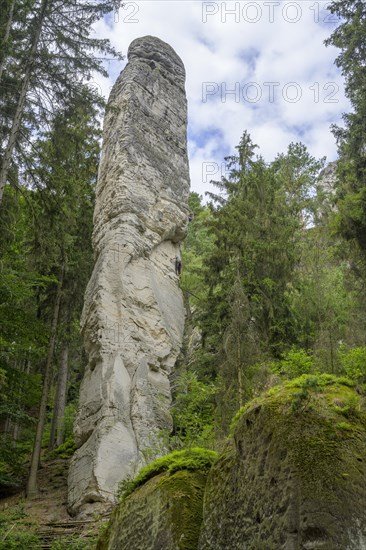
[97,449,217,550]
[199,375,366,549]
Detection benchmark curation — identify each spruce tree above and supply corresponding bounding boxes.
[0,0,123,204]
[325,1,366,254]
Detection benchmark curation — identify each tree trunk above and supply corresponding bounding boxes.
[49,341,69,450]
[3,357,18,435]
[237,324,243,408]
[26,264,64,497]
[12,358,29,446]
[0,0,16,83]
[0,0,49,205]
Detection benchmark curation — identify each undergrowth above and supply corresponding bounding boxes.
[47,436,76,460]
[0,504,39,550]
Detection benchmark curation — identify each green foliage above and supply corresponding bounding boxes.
[47,436,76,460]
[50,536,97,549]
[59,402,77,444]
[338,346,366,381]
[180,130,366,440]
[181,126,366,444]
[285,373,354,390]
[285,225,360,369]
[181,193,216,307]
[336,421,353,431]
[0,529,40,550]
[0,188,50,366]
[211,135,324,344]
[172,372,216,447]
[1,0,123,205]
[117,448,217,501]
[0,505,40,550]
[271,348,314,379]
[0,433,31,490]
[0,502,98,550]
[0,88,98,491]
[193,133,326,435]
[333,393,361,419]
[325,1,366,257]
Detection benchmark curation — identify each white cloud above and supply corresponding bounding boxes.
[92,0,351,199]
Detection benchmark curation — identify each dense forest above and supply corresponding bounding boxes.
[0,0,366,547]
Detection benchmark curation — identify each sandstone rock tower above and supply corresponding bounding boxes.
[68,36,190,516]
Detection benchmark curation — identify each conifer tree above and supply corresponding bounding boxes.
[24,88,98,496]
[325,1,366,255]
[0,0,123,205]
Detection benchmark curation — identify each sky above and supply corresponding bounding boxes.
[91,1,349,198]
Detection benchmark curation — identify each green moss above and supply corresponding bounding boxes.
[201,374,366,548]
[158,470,206,550]
[286,373,354,388]
[99,470,208,550]
[47,437,76,460]
[231,374,366,498]
[336,421,353,431]
[95,522,110,550]
[118,447,217,500]
[231,374,357,431]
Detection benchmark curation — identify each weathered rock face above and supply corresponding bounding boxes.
[67,35,190,516]
[316,161,338,214]
[199,376,366,549]
[97,470,207,550]
[317,160,338,196]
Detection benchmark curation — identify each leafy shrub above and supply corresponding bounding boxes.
[172,372,216,447]
[271,348,314,379]
[338,346,366,381]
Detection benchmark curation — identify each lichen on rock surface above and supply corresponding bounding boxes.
[199,374,366,549]
[67,35,190,517]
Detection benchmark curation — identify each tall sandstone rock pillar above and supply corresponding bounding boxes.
[68,36,190,516]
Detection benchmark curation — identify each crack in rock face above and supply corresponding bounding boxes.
[67,36,190,517]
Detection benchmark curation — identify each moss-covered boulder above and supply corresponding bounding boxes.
[97,448,217,550]
[199,375,366,549]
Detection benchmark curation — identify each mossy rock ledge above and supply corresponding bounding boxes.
[199,375,366,549]
[96,448,217,550]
